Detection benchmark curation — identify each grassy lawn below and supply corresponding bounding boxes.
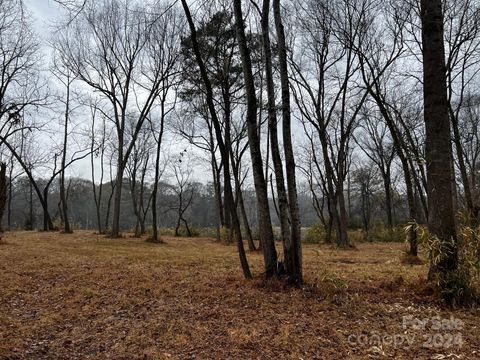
[0,231,479,359]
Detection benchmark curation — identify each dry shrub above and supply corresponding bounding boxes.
[303,222,325,243]
[416,223,480,305]
[312,267,349,305]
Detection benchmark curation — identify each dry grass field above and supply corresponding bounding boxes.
[0,231,479,359]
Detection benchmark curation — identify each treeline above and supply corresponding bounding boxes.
[4,175,411,234]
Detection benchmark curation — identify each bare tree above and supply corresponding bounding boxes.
[57,0,174,237]
[167,151,196,237]
[125,125,153,237]
[50,49,80,234]
[148,6,184,243]
[89,99,106,233]
[355,111,396,232]
[0,0,45,143]
[290,0,368,248]
[443,0,480,224]
[351,0,423,255]
[458,94,480,213]
[351,162,381,241]
[298,147,333,243]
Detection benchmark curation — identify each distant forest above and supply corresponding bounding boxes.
[6,175,411,234]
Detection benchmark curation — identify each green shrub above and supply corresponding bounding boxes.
[197,227,219,238]
[303,222,325,243]
[180,224,200,237]
[366,225,405,242]
[302,223,409,244]
[219,226,231,242]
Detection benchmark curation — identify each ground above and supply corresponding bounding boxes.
[0,231,479,360]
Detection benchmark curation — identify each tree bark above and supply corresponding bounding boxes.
[450,107,476,224]
[238,187,256,251]
[233,0,278,277]
[111,138,124,237]
[421,0,458,295]
[7,159,13,230]
[150,112,165,243]
[273,0,302,282]
[60,77,72,234]
[383,172,393,230]
[261,0,290,258]
[90,109,104,234]
[0,163,7,233]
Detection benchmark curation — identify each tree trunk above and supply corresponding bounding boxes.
[450,108,475,224]
[111,145,124,238]
[400,143,419,256]
[150,145,161,242]
[212,156,223,241]
[238,188,256,251]
[60,79,72,234]
[383,173,393,232]
[367,91,418,255]
[421,0,458,298]
[28,181,34,230]
[233,0,277,277]
[43,182,57,232]
[325,213,333,244]
[182,0,252,279]
[273,0,302,282]
[223,93,232,236]
[129,158,141,238]
[7,160,13,230]
[105,181,115,233]
[91,112,104,234]
[150,94,167,243]
[336,180,350,248]
[0,163,7,233]
[231,155,256,251]
[261,0,291,257]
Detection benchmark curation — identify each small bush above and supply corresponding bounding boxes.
[416,223,480,305]
[52,217,62,231]
[303,223,325,243]
[157,227,175,237]
[181,225,200,237]
[347,228,363,243]
[219,226,231,242]
[313,266,349,305]
[367,225,405,242]
[302,223,409,244]
[197,227,219,239]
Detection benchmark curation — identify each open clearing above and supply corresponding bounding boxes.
[0,231,479,359]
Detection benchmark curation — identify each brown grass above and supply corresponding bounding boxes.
[0,231,479,359]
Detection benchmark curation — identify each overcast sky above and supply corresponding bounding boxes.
[25,0,60,36]
[21,0,206,182]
